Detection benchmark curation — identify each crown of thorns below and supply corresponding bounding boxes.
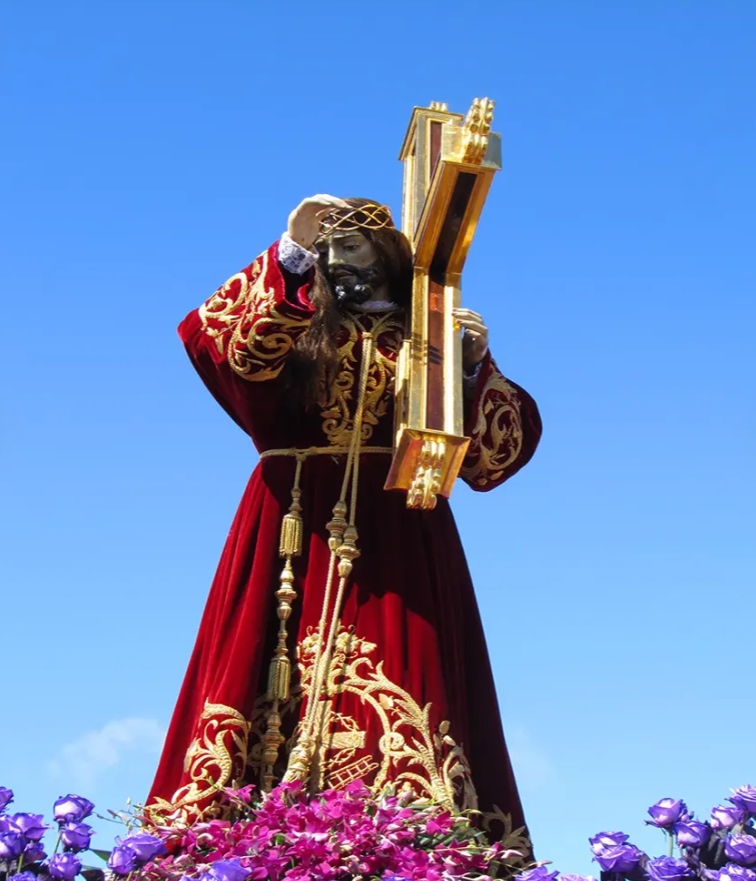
[319,202,395,236]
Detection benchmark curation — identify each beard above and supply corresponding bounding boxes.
[326,262,388,306]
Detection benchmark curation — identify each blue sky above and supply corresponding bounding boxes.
[1,0,754,873]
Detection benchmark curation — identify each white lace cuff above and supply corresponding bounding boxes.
[278,231,318,275]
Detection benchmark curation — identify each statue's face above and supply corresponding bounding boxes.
[318,231,387,306]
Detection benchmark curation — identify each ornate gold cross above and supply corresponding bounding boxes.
[384,99,503,508]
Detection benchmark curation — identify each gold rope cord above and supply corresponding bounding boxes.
[283,333,375,788]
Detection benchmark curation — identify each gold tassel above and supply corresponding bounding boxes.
[279,487,303,557]
[267,655,290,702]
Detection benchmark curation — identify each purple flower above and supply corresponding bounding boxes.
[725,835,756,866]
[647,799,689,829]
[10,813,48,842]
[646,858,697,881]
[48,853,82,880]
[719,866,756,881]
[116,833,165,864]
[590,831,630,855]
[0,831,25,859]
[594,844,644,873]
[24,840,47,861]
[107,845,137,876]
[562,876,596,881]
[204,860,250,881]
[517,869,559,881]
[61,823,94,853]
[731,789,756,816]
[52,796,94,825]
[8,873,37,881]
[675,820,711,848]
[0,788,13,811]
[714,807,747,831]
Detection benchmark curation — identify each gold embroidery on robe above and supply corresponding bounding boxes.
[247,625,477,813]
[145,701,251,825]
[461,365,524,488]
[319,312,403,446]
[199,251,312,383]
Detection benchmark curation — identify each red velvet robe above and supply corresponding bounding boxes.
[147,243,541,848]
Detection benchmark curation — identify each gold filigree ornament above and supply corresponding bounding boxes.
[318,202,394,237]
[199,250,312,383]
[460,97,495,165]
[145,701,251,825]
[319,312,403,447]
[460,368,524,488]
[407,437,447,510]
[246,625,478,812]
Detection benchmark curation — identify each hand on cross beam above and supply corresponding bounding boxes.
[453,307,489,373]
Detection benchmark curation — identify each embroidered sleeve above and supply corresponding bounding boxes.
[460,352,542,492]
[194,243,314,383]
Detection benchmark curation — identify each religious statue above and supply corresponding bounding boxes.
[146,102,542,851]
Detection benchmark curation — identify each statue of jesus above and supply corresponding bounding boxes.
[146,195,542,849]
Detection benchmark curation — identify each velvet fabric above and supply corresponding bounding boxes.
[147,243,542,847]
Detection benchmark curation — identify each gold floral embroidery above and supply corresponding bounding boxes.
[199,251,311,383]
[319,312,404,446]
[145,701,250,825]
[247,626,477,813]
[480,806,532,861]
[460,365,524,488]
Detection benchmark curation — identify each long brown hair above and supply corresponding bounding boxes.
[285,198,413,407]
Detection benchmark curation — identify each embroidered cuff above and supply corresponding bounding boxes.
[278,231,319,275]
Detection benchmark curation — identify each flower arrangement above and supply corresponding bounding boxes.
[0,781,518,881]
[1,781,754,881]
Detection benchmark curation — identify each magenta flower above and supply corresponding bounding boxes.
[647,799,689,829]
[47,853,82,880]
[53,795,94,824]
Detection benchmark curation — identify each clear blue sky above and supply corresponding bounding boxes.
[1,0,754,874]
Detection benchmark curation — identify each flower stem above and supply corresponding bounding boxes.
[52,829,63,856]
[668,830,674,857]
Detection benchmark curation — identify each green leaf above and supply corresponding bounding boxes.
[90,849,112,863]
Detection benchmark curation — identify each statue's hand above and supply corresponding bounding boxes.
[287,194,349,250]
[453,307,489,373]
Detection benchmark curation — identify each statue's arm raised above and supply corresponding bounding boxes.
[459,352,542,492]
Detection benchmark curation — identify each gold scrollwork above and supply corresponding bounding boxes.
[247,626,478,813]
[319,312,403,446]
[145,701,251,825]
[460,364,524,489]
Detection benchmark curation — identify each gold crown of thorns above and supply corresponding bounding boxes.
[319,202,395,236]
